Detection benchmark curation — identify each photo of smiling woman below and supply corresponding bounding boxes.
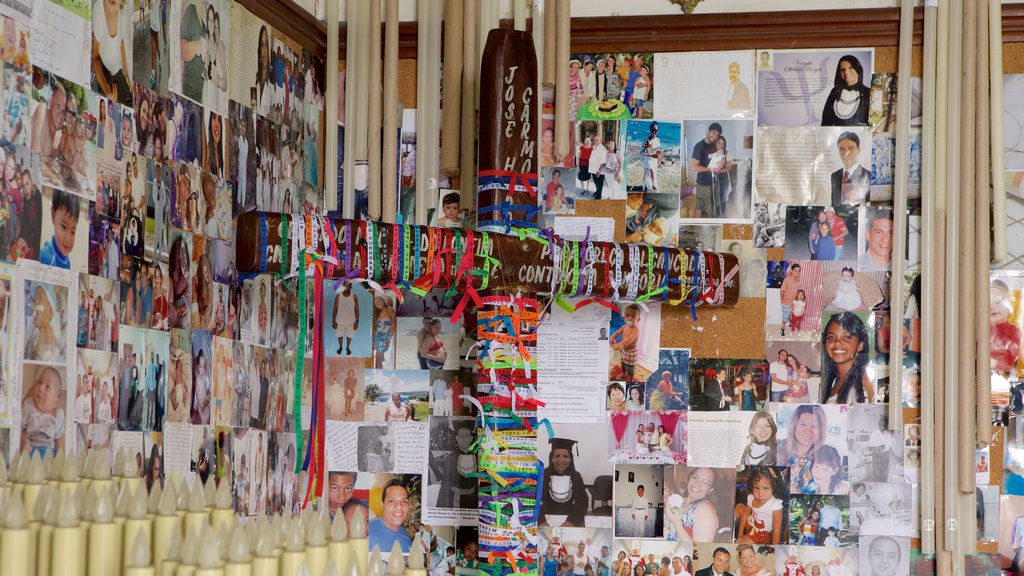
[820,311,875,404]
[821,55,870,127]
[663,465,735,543]
[541,437,589,527]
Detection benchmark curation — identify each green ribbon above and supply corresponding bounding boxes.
[293,248,307,473]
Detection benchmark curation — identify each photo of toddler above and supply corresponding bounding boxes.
[20,364,67,458]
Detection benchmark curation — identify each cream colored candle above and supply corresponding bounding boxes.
[976,0,993,447]
[37,484,58,576]
[177,525,200,576]
[112,448,127,491]
[280,518,307,576]
[185,481,208,537]
[22,454,46,523]
[224,521,252,576]
[124,485,154,574]
[348,505,367,575]
[89,487,120,576]
[123,451,142,496]
[59,446,81,497]
[78,482,93,568]
[47,448,64,490]
[385,542,404,575]
[90,452,114,509]
[50,489,83,576]
[126,527,157,576]
[251,523,279,576]
[194,524,225,576]
[155,481,179,575]
[367,547,385,576]
[210,481,234,533]
[405,535,426,576]
[327,508,350,576]
[1,491,31,575]
[161,521,183,576]
[305,514,328,576]
[0,452,10,503]
[202,478,217,511]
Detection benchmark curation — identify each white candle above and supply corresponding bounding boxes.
[341,0,359,219]
[155,482,179,576]
[224,521,252,576]
[126,526,157,576]
[976,0,993,446]
[280,517,307,576]
[37,484,59,576]
[543,0,556,87]
[51,489,83,576]
[89,486,119,576]
[185,481,208,537]
[327,506,350,576]
[1,491,30,575]
[251,521,278,576]
[124,485,154,574]
[405,536,426,576]
[161,524,182,576]
[177,525,200,576]
[194,523,224,576]
[210,481,234,533]
[368,547,385,576]
[348,504,367,575]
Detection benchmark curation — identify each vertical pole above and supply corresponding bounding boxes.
[324,0,340,213]
[919,0,938,556]
[459,0,478,216]
[382,0,399,223]
[416,0,443,225]
[367,0,383,221]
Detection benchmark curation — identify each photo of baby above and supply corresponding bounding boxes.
[20,363,68,458]
[24,280,68,363]
[608,302,661,383]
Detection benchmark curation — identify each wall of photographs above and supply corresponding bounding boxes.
[1,1,1023,574]
[0,0,327,527]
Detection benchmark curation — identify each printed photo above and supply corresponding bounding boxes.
[575,119,625,200]
[367,473,421,555]
[429,369,474,417]
[537,527,613,576]
[850,483,913,537]
[608,302,662,383]
[654,51,755,119]
[681,120,754,221]
[20,363,68,457]
[625,192,679,246]
[734,465,790,545]
[613,464,664,538]
[765,260,824,340]
[663,465,736,543]
[362,369,429,423]
[775,545,858,576]
[819,310,878,403]
[858,535,910,576]
[847,404,903,485]
[32,69,98,200]
[626,120,680,195]
[165,328,191,424]
[677,224,720,253]
[608,410,686,465]
[766,341,823,404]
[788,494,851,546]
[426,416,477,513]
[644,349,690,411]
[776,403,849,495]
[541,166,577,214]
[757,49,874,127]
[24,280,68,363]
[688,358,768,412]
[538,422,613,529]
[325,357,364,422]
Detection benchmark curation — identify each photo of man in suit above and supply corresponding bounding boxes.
[830,131,870,206]
[695,548,735,576]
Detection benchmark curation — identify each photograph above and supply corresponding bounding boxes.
[426,416,477,513]
[663,465,736,543]
[819,310,878,404]
[625,192,679,246]
[856,207,894,272]
[721,237,766,299]
[608,410,687,465]
[39,186,88,271]
[694,542,774,576]
[574,119,626,200]
[429,369,474,417]
[538,422,613,529]
[368,473,421,555]
[788,494,851,547]
[24,280,68,363]
[688,358,768,412]
[613,464,664,539]
[571,53,654,121]
[681,119,754,221]
[608,539,693,576]
[784,205,860,262]
[165,328,192,423]
[677,224,721,253]
[753,203,786,248]
[77,348,117,425]
[429,189,466,229]
[537,527,613,576]
[91,0,134,106]
[765,260,824,340]
[776,545,858,576]
[644,349,690,411]
[734,465,790,546]
[857,535,910,576]
[395,316,461,371]
[625,120,681,195]
[654,50,755,120]
[847,404,903,485]
[325,357,365,422]
[849,481,914,537]
[362,369,429,423]
[766,341,823,405]
[608,302,661,383]
[32,69,98,200]
[776,403,849,495]
[757,49,874,127]
[541,166,578,214]
[357,425,395,473]
[19,363,69,457]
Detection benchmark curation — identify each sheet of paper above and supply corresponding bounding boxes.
[30,1,90,87]
[0,0,31,24]
[685,411,755,468]
[655,51,756,120]
[553,217,615,243]
[162,423,194,478]
[393,422,428,474]
[326,421,360,472]
[537,302,610,423]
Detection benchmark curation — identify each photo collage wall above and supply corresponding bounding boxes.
[526,48,943,576]
[0,0,327,522]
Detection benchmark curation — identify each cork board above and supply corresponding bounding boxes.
[568,199,628,243]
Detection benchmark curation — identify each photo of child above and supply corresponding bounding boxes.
[789,495,852,547]
[734,465,789,545]
[541,167,577,215]
[431,189,466,228]
[20,363,68,458]
[39,187,85,270]
[609,302,661,383]
[24,280,68,363]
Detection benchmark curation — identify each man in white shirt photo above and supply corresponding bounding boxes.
[631,484,650,537]
[769,349,789,403]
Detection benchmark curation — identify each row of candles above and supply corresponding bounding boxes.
[0,449,424,576]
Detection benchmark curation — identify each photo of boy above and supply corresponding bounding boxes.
[39,188,81,270]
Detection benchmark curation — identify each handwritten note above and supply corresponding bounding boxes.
[162,423,195,479]
[31,1,90,87]
[326,421,360,472]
